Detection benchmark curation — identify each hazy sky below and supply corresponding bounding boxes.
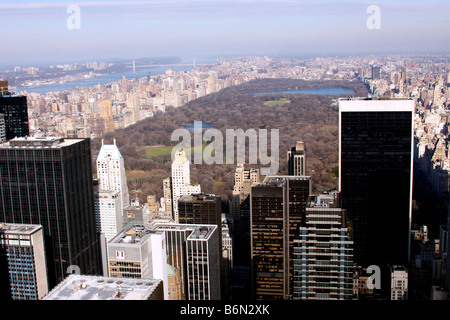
[0,0,449,66]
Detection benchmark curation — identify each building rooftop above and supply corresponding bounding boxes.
[42,275,162,300]
[339,97,414,112]
[97,139,123,160]
[151,223,217,241]
[109,223,160,245]
[178,193,220,202]
[1,136,84,148]
[307,191,340,208]
[0,222,42,235]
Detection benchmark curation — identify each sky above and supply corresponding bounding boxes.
[0,0,449,66]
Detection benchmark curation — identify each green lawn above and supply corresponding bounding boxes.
[263,98,290,107]
[143,144,209,159]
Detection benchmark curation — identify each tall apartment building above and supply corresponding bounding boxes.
[339,98,414,268]
[390,265,408,300]
[96,139,130,211]
[293,192,354,300]
[107,223,168,300]
[171,150,201,222]
[0,80,29,141]
[151,223,221,300]
[287,141,307,176]
[250,175,311,300]
[0,223,48,300]
[163,177,174,217]
[371,66,381,80]
[0,137,101,288]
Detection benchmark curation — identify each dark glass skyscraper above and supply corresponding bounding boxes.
[0,81,29,141]
[338,98,414,268]
[250,176,311,300]
[0,137,100,289]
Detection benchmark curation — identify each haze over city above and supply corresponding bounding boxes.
[0,0,449,66]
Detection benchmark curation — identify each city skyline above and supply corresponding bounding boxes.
[0,0,449,66]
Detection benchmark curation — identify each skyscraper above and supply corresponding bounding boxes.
[293,192,354,300]
[339,97,414,267]
[0,137,101,288]
[94,189,123,242]
[0,80,29,141]
[171,150,201,222]
[177,193,226,298]
[250,175,311,300]
[371,66,381,80]
[107,223,168,299]
[96,139,130,211]
[0,223,48,300]
[287,141,307,176]
[151,223,221,300]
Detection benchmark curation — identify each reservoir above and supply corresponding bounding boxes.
[246,87,354,95]
[185,122,214,130]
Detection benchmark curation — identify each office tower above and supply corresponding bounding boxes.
[390,265,408,300]
[0,223,48,300]
[94,185,123,276]
[178,194,222,228]
[371,66,381,80]
[177,193,227,298]
[185,226,221,300]
[94,190,123,242]
[287,141,307,176]
[0,80,29,141]
[293,192,354,300]
[96,139,130,211]
[43,275,163,300]
[250,175,311,300]
[152,223,221,300]
[107,223,168,299]
[0,137,101,288]
[171,150,201,222]
[0,113,5,142]
[229,163,259,269]
[339,98,414,268]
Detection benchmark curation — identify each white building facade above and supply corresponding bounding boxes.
[171,150,201,222]
[96,139,130,211]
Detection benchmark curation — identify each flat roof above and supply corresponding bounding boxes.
[1,136,85,149]
[42,275,162,300]
[339,97,414,112]
[109,223,161,245]
[178,193,220,202]
[152,223,217,240]
[0,222,42,235]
